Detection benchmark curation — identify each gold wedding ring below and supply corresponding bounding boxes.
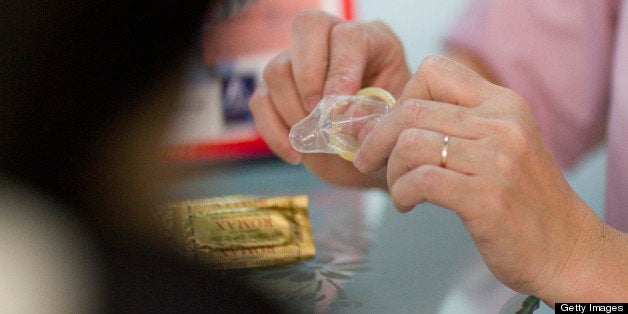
[441,135,450,168]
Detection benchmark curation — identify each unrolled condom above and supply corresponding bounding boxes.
[289,87,396,161]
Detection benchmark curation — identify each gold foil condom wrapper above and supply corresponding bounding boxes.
[161,195,315,269]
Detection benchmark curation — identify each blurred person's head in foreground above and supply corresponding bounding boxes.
[1,1,280,312]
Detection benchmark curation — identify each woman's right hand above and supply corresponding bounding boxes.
[249,9,411,188]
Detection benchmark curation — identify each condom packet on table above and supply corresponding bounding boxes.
[161,194,315,269]
[289,87,396,161]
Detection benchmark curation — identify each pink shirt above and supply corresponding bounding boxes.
[446,0,628,231]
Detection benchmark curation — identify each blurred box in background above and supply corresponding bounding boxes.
[165,0,354,162]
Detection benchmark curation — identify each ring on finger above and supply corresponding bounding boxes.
[441,135,450,168]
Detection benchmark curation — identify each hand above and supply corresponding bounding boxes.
[249,9,410,187]
[353,56,624,303]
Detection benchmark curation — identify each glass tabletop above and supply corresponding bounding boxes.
[167,158,539,313]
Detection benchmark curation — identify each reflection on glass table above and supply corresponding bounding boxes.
[167,158,539,313]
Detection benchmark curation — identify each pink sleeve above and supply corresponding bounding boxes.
[445,0,619,168]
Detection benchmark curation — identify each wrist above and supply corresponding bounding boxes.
[537,209,627,306]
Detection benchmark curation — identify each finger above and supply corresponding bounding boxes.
[291,10,341,111]
[249,85,302,165]
[354,99,487,173]
[390,165,478,213]
[322,21,369,97]
[399,55,503,108]
[324,20,407,97]
[386,129,479,189]
[262,51,309,127]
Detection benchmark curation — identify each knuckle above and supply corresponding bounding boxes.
[396,99,427,126]
[500,88,527,107]
[411,167,440,203]
[417,55,451,75]
[401,166,435,190]
[454,107,473,125]
[390,193,413,212]
[417,166,440,183]
[262,55,289,84]
[363,19,405,62]
[366,19,405,57]
[499,121,532,150]
[396,129,417,149]
[395,129,421,161]
[291,9,334,32]
[368,19,394,34]
[493,88,533,116]
[389,180,413,209]
[330,21,365,40]
[247,89,264,111]
[492,150,522,180]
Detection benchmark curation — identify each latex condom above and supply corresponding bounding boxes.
[289,87,396,161]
